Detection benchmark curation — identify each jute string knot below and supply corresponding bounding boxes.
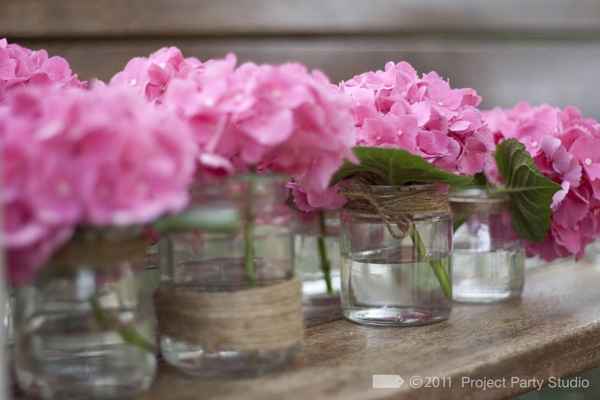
[341,181,450,239]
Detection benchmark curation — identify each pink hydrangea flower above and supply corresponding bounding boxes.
[484,102,562,158]
[341,61,494,176]
[162,54,356,210]
[110,46,203,103]
[0,85,197,285]
[287,182,347,212]
[484,102,600,261]
[0,38,84,102]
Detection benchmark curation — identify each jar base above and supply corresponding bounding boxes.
[15,348,156,400]
[161,337,302,377]
[343,307,450,327]
[453,289,522,304]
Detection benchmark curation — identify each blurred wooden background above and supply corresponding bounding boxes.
[3,0,600,115]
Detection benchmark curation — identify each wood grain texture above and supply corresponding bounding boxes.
[129,259,600,400]
[5,0,600,38]
[18,37,600,118]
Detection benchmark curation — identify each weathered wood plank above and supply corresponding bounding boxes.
[5,0,600,38]
[137,259,600,400]
[18,37,600,117]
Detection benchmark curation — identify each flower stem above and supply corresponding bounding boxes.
[243,177,257,286]
[90,295,156,353]
[409,224,452,299]
[317,211,334,295]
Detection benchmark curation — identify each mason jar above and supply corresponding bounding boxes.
[156,175,303,377]
[451,188,525,303]
[293,211,341,300]
[339,183,452,327]
[3,288,14,348]
[585,239,600,265]
[0,266,8,400]
[14,233,157,400]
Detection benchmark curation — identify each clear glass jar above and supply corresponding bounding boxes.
[451,188,525,303]
[585,239,600,264]
[294,211,341,301]
[340,184,452,327]
[0,265,9,400]
[14,235,157,400]
[157,175,303,377]
[3,288,14,348]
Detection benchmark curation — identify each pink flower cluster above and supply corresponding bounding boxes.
[0,38,83,102]
[157,52,356,210]
[485,102,600,261]
[110,46,202,103]
[1,85,197,285]
[341,61,494,176]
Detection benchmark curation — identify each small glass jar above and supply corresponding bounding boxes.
[451,188,525,303]
[14,235,157,400]
[3,288,14,348]
[585,240,600,264]
[340,184,452,327]
[293,211,341,301]
[157,175,303,377]
[0,273,7,400]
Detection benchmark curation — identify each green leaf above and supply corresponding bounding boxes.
[495,139,561,242]
[330,146,475,187]
[153,208,240,234]
[473,172,488,187]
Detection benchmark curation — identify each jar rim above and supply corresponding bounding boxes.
[231,173,288,183]
[449,187,509,204]
[366,183,448,193]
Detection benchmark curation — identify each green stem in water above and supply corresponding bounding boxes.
[409,225,452,299]
[243,177,257,286]
[90,296,156,353]
[317,211,334,295]
[453,217,466,233]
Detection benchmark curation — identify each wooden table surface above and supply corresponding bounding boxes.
[13,259,600,399]
[136,259,600,400]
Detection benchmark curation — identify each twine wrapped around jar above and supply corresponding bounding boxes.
[154,278,304,352]
[341,181,450,239]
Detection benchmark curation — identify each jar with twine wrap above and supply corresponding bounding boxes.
[156,175,303,377]
[14,231,158,400]
[338,182,453,327]
[450,188,525,303]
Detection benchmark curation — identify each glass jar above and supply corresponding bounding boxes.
[14,234,157,400]
[585,239,600,264]
[339,184,452,327]
[0,267,8,400]
[293,211,341,302]
[157,175,303,377]
[3,288,14,348]
[450,188,525,303]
